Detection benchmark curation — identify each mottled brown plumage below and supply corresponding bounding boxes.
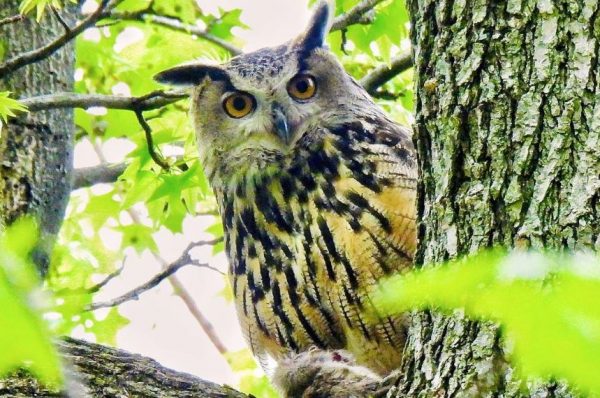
[156,0,416,384]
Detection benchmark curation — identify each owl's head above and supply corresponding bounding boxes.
[155,1,373,182]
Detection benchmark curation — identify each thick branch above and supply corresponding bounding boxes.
[0,0,119,77]
[331,0,386,32]
[1,338,248,397]
[359,52,413,94]
[107,11,242,56]
[72,163,127,190]
[21,90,187,112]
[87,239,223,311]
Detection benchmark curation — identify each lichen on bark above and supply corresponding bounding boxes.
[395,0,600,396]
[0,1,76,275]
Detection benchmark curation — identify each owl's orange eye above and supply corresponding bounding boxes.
[287,74,317,101]
[223,92,255,118]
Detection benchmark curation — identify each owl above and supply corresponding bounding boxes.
[156,0,416,380]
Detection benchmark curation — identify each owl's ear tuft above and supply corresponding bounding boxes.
[154,64,229,86]
[296,0,333,52]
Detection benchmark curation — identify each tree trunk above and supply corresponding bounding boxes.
[0,1,76,275]
[394,0,600,396]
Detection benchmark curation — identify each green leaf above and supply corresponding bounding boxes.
[116,223,158,254]
[0,91,28,124]
[0,219,62,386]
[84,191,121,230]
[19,0,76,22]
[86,308,130,345]
[373,250,600,395]
[239,374,279,398]
[209,8,247,40]
[224,348,257,372]
[206,220,224,254]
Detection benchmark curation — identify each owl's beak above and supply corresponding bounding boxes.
[272,104,292,144]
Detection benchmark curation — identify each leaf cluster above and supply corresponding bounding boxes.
[374,249,600,395]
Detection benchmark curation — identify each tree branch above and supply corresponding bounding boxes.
[87,239,223,311]
[360,52,413,94]
[106,11,243,56]
[0,0,120,78]
[72,162,128,190]
[21,90,187,112]
[135,109,171,170]
[331,0,386,32]
[0,14,23,28]
[2,338,248,397]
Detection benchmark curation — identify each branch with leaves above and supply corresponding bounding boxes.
[106,11,243,56]
[21,90,187,112]
[331,0,386,31]
[360,52,413,94]
[0,0,121,77]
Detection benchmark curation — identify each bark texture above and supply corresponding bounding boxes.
[394,0,600,396]
[0,338,248,398]
[0,1,76,275]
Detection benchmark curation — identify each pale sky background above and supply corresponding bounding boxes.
[72,0,312,387]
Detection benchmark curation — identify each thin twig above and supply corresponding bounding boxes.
[0,0,119,77]
[0,14,23,28]
[106,11,242,56]
[87,239,222,311]
[134,109,171,170]
[51,6,71,33]
[331,0,386,32]
[360,52,413,94]
[52,260,126,296]
[21,90,187,112]
[87,260,126,294]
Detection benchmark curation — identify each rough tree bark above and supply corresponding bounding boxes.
[0,1,76,275]
[0,338,248,398]
[393,0,599,396]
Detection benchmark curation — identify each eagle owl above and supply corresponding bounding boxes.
[156,0,416,379]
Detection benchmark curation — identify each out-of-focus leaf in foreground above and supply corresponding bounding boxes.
[0,91,28,124]
[373,249,600,394]
[0,219,62,386]
[19,0,76,21]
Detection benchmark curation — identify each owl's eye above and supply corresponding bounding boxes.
[287,74,317,101]
[223,92,255,118]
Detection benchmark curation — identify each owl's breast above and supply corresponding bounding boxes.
[216,118,416,373]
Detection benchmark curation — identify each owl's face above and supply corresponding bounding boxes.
[156,2,373,182]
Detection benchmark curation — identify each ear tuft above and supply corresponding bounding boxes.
[296,0,333,52]
[154,64,229,87]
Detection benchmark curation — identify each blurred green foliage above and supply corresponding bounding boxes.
[19,0,76,21]
[0,219,62,387]
[373,249,600,395]
[0,91,27,124]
